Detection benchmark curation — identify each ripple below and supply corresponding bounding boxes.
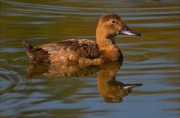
[139,23,180,27]
[0,0,179,117]
[0,68,20,95]
[0,48,24,52]
[8,21,56,25]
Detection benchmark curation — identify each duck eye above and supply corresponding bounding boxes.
[111,20,116,24]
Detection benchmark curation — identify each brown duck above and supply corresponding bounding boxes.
[23,13,141,65]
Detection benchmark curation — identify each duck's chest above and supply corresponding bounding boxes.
[100,48,123,62]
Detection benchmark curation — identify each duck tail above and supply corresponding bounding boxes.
[22,40,50,63]
[22,40,34,53]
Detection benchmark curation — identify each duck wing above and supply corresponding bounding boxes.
[40,39,101,59]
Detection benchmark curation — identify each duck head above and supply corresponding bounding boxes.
[96,13,141,40]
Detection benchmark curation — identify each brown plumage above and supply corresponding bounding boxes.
[23,40,50,63]
[23,13,141,65]
[40,39,101,59]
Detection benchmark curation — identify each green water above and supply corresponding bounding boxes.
[0,0,180,118]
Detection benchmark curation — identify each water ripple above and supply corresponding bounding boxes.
[0,0,179,117]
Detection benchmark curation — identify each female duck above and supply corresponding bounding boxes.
[23,13,141,65]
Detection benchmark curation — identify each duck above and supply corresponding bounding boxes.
[23,13,141,65]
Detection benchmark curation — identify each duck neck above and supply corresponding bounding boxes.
[96,33,117,50]
[96,32,123,61]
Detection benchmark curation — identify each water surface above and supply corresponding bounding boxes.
[0,0,180,118]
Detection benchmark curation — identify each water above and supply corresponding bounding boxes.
[0,0,180,118]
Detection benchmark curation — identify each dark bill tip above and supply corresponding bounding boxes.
[119,24,141,36]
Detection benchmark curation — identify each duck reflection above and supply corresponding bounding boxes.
[25,61,142,103]
[26,63,100,78]
[98,62,142,103]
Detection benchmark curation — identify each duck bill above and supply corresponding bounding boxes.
[119,24,141,36]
